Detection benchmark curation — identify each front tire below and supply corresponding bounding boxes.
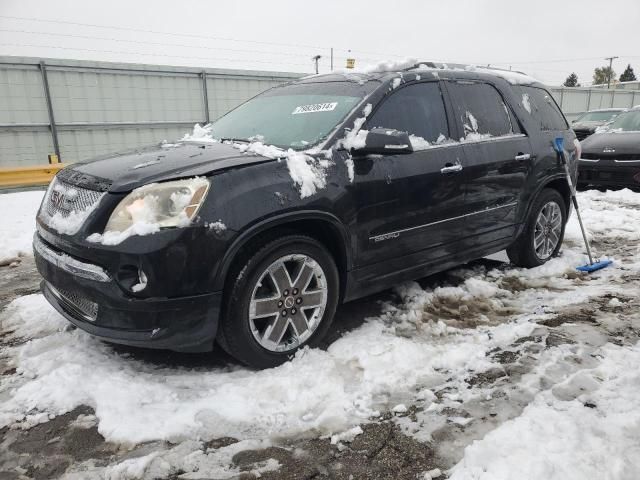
[507,189,567,268]
[220,234,339,368]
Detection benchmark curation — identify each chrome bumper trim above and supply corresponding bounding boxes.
[33,234,110,282]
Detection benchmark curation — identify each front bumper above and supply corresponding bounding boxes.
[578,159,640,188]
[34,233,222,352]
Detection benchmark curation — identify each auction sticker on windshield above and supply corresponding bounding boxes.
[292,102,338,114]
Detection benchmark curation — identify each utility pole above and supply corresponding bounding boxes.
[605,56,618,89]
[312,55,321,74]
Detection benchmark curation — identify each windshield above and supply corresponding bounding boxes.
[607,110,640,132]
[206,81,372,150]
[576,111,622,123]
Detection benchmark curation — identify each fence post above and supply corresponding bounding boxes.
[38,61,61,161]
[586,89,592,112]
[200,71,210,124]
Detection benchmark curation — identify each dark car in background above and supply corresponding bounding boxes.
[578,107,640,190]
[33,63,579,368]
[571,108,627,141]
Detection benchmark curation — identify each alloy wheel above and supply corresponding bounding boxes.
[248,254,328,352]
[533,201,563,260]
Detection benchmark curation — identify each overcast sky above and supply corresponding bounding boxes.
[1,0,639,86]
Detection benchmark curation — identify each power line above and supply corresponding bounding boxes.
[0,28,319,60]
[0,43,314,68]
[0,14,328,51]
[0,14,407,61]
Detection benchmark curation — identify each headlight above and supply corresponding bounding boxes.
[104,177,210,234]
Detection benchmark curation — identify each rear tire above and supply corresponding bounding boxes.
[507,189,567,268]
[220,234,339,369]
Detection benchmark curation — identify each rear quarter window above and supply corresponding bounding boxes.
[518,86,568,131]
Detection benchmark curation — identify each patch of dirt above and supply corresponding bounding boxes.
[466,367,508,387]
[0,407,119,479]
[540,309,597,328]
[0,256,41,311]
[422,293,520,328]
[230,422,442,480]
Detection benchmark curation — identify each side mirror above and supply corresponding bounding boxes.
[356,127,413,155]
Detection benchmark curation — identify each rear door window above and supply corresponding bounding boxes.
[446,81,514,139]
[518,86,568,131]
[367,82,450,143]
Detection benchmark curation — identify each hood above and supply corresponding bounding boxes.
[67,142,274,193]
[572,121,603,131]
[581,131,640,154]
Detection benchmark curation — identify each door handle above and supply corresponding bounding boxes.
[440,163,463,174]
[515,153,531,161]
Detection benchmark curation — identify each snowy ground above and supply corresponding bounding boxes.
[1,188,639,479]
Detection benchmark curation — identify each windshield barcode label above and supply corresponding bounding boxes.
[292,102,338,115]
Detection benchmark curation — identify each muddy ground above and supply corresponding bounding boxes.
[1,248,639,479]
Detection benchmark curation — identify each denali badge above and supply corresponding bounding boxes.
[372,232,400,242]
[603,147,616,153]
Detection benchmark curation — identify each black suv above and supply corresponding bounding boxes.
[34,63,578,368]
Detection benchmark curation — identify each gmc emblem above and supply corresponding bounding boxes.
[50,189,65,207]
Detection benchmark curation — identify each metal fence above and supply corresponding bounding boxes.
[0,56,301,167]
[3,56,640,168]
[549,85,640,122]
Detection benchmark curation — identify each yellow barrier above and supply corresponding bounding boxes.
[0,163,65,188]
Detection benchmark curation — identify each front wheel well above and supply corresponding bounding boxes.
[222,219,349,302]
[543,178,572,216]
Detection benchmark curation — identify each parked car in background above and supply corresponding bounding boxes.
[578,107,640,190]
[571,108,627,141]
[33,63,579,368]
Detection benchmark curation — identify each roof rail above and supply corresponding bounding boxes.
[404,61,528,76]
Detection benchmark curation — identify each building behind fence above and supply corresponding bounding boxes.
[2,56,640,168]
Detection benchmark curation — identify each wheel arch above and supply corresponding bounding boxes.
[215,210,352,300]
[517,174,571,239]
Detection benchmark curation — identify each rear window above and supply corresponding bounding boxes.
[445,82,514,138]
[519,86,568,131]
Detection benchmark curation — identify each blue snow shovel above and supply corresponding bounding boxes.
[553,137,612,273]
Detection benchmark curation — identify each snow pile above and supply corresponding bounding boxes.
[0,283,552,444]
[181,124,331,199]
[339,103,373,151]
[67,439,277,480]
[87,220,161,246]
[330,426,363,445]
[207,220,227,234]
[236,141,330,199]
[522,93,532,114]
[460,111,492,143]
[180,123,218,143]
[450,342,640,480]
[0,190,43,265]
[352,58,418,74]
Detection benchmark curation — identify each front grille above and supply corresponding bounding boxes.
[51,285,99,322]
[581,153,599,160]
[43,177,105,219]
[579,169,639,184]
